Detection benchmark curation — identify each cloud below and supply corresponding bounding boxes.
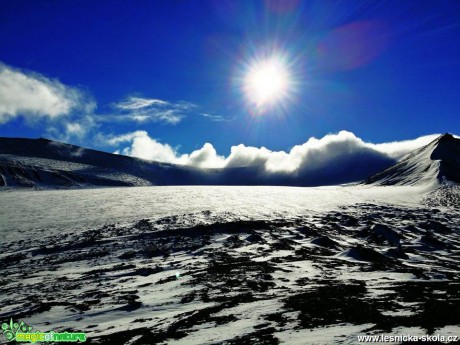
[103,96,197,125]
[177,143,226,168]
[103,130,178,163]
[65,123,85,138]
[115,97,169,109]
[225,145,273,168]
[201,113,228,122]
[107,129,440,168]
[103,131,144,146]
[103,131,226,168]
[104,130,449,185]
[0,62,94,124]
[108,130,443,169]
[370,134,441,159]
[46,115,98,143]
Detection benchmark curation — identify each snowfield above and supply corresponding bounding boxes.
[1,185,459,344]
[0,185,434,242]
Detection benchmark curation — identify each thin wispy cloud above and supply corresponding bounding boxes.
[200,113,228,122]
[104,96,197,125]
[115,97,169,110]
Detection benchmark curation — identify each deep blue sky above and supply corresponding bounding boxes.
[1,0,459,154]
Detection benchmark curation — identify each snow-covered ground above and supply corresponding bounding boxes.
[0,185,433,241]
[1,185,459,344]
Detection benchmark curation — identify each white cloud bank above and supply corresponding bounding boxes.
[0,63,93,124]
[106,130,443,175]
[370,134,441,159]
[110,130,179,163]
[108,130,225,168]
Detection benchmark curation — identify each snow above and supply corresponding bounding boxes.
[0,185,431,241]
[0,184,459,344]
[0,134,459,344]
[366,133,460,186]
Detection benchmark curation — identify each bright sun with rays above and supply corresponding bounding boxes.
[243,56,291,110]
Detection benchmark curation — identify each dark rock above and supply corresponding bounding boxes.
[311,236,341,249]
[246,232,264,243]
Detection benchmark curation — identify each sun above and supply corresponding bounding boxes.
[243,56,291,110]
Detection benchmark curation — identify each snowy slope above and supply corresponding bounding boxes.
[365,133,460,186]
[0,138,218,188]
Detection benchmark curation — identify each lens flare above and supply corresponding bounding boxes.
[244,57,290,107]
[242,55,293,113]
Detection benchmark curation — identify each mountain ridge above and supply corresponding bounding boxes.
[365,133,460,186]
[3,134,456,189]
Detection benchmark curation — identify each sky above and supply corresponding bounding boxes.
[0,0,459,169]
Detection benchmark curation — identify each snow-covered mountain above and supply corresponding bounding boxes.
[3,133,458,189]
[365,133,460,186]
[0,137,223,188]
[0,136,394,188]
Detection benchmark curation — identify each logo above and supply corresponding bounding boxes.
[1,319,86,343]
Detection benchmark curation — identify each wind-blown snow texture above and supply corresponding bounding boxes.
[0,186,459,344]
